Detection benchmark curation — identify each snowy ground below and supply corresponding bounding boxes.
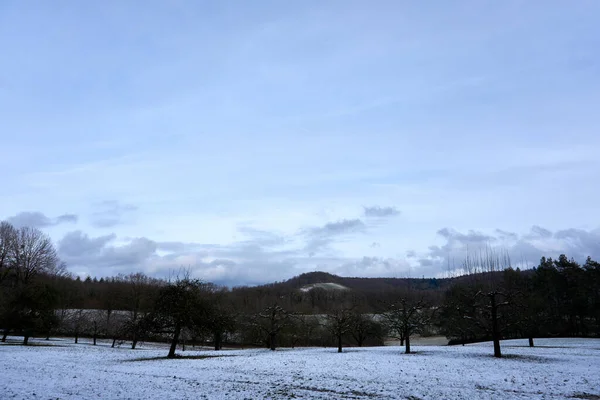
[1,338,599,399]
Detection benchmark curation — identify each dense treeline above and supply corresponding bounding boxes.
[438,252,600,357]
[1,220,599,358]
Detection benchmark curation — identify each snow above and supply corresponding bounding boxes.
[1,337,599,399]
[299,282,349,292]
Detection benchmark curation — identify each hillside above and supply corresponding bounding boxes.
[258,268,537,294]
[262,271,452,293]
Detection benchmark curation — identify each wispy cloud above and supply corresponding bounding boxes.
[6,211,78,228]
[363,206,400,218]
[309,219,366,237]
[90,200,138,228]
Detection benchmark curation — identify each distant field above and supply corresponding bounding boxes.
[1,338,599,399]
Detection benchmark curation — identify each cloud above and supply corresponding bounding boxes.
[58,231,156,275]
[436,228,495,244]
[309,219,366,236]
[415,226,600,277]
[156,241,208,253]
[57,216,388,285]
[304,219,367,256]
[237,226,287,248]
[55,214,78,224]
[553,228,600,261]
[55,212,600,286]
[418,258,434,267]
[90,200,137,228]
[59,231,116,257]
[333,256,410,277]
[495,229,518,240]
[7,212,52,228]
[526,225,553,239]
[6,211,78,228]
[363,206,400,218]
[60,231,301,285]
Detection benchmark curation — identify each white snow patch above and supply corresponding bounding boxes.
[1,338,599,399]
[299,282,349,292]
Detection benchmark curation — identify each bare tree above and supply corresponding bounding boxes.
[67,309,91,344]
[0,222,17,341]
[439,285,478,346]
[295,315,323,347]
[11,227,59,284]
[325,306,354,353]
[0,225,63,344]
[89,311,104,346]
[381,296,435,354]
[254,303,295,351]
[120,272,157,349]
[349,312,381,347]
[455,249,513,358]
[206,290,236,350]
[146,276,210,358]
[0,222,17,284]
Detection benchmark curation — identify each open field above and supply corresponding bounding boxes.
[1,338,599,399]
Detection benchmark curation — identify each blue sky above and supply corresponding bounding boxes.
[1,1,599,285]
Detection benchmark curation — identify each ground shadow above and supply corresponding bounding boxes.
[0,342,65,347]
[488,353,558,363]
[570,393,600,400]
[126,354,236,362]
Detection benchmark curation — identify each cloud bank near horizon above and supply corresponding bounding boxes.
[5,207,597,286]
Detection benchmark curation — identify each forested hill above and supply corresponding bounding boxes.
[253,270,524,293]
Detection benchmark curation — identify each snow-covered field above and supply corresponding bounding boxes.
[1,338,599,399]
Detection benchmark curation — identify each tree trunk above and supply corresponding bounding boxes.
[405,334,411,354]
[93,321,98,345]
[106,310,112,338]
[111,338,117,348]
[528,337,534,347]
[214,332,222,351]
[23,334,30,346]
[168,324,181,358]
[269,332,276,351]
[400,337,404,346]
[131,329,138,349]
[492,333,502,358]
[337,334,343,353]
[2,330,8,342]
[182,338,186,352]
[490,294,502,358]
[75,333,78,344]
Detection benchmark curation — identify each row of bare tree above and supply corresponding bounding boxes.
[0,222,67,344]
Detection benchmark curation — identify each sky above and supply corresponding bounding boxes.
[1,1,600,286]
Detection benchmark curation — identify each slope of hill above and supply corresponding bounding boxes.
[299,282,349,292]
[267,271,449,292]
[261,269,535,294]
